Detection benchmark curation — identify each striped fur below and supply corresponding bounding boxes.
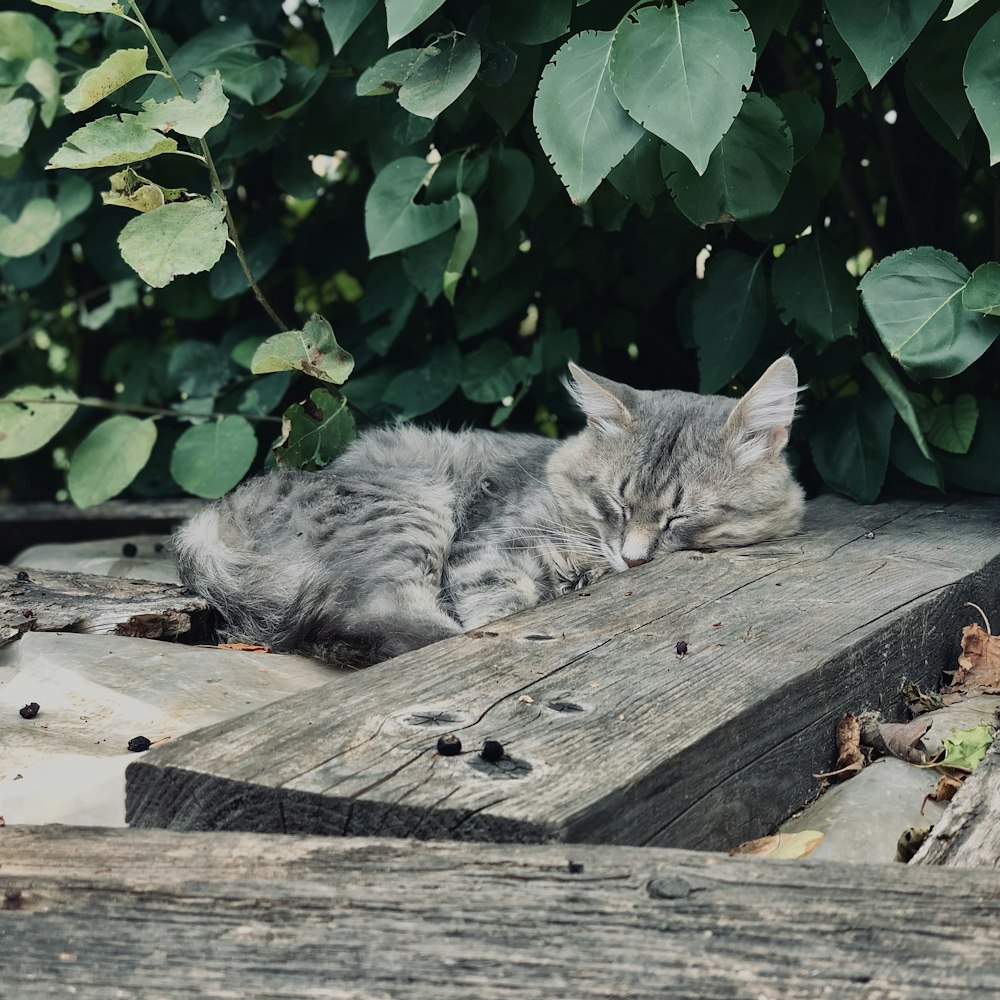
[175,358,804,666]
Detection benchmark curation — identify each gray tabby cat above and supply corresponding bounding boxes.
[176,356,804,666]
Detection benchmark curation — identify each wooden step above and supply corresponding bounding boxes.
[125,495,1000,850]
[3,826,1000,999]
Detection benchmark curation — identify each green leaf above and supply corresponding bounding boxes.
[27,57,62,128]
[0,384,78,459]
[490,148,534,226]
[234,372,291,419]
[775,91,824,162]
[274,388,355,470]
[691,251,767,393]
[64,47,148,113]
[168,340,234,397]
[365,156,460,258]
[402,231,453,305]
[218,53,285,106]
[67,415,156,508]
[918,393,979,453]
[889,421,944,491]
[47,114,177,170]
[101,167,185,213]
[810,391,894,503]
[946,0,982,19]
[0,198,61,258]
[30,0,118,11]
[610,0,756,175]
[356,50,421,96]
[862,352,934,461]
[936,724,993,770]
[963,262,1000,316]
[478,44,540,134]
[534,30,643,205]
[386,0,447,46]
[860,247,1000,379]
[171,415,257,499]
[136,72,229,138]
[492,3,572,44]
[823,15,867,105]
[117,198,228,289]
[443,193,478,304]
[939,398,1000,494]
[322,0,378,55]
[0,98,35,158]
[771,231,858,345]
[250,314,355,385]
[460,339,519,403]
[79,278,138,330]
[826,0,939,87]
[607,132,665,208]
[383,341,460,418]
[661,94,793,224]
[398,34,482,120]
[964,10,1000,166]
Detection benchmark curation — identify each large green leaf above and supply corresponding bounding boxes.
[118,198,228,289]
[398,34,482,120]
[939,399,1000,494]
[660,94,792,224]
[322,0,378,55]
[170,415,257,498]
[274,388,355,470]
[490,148,534,226]
[460,339,520,403]
[63,47,149,114]
[775,91,824,163]
[356,50,422,96]
[861,352,933,461]
[47,115,177,170]
[67,415,157,508]
[386,0,447,46]
[534,30,643,205]
[889,421,944,491]
[914,393,979,453]
[251,314,355,385]
[607,132,665,209]
[823,15,867,105]
[609,0,756,175]
[383,341,460,418]
[365,156,460,258]
[946,0,982,19]
[492,3,572,44]
[443,193,478,304]
[964,10,1000,165]
[0,98,36,157]
[771,231,857,345]
[136,73,229,139]
[0,198,61,258]
[0,384,78,459]
[826,0,939,87]
[691,251,767,393]
[810,391,894,503]
[30,0,118,11]
[963,262,1000,316]
[860,247,999,378]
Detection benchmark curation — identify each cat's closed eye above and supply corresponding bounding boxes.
[663,515,686,532]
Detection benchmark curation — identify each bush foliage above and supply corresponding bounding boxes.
[1,0,999,506]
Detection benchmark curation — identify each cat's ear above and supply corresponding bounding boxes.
[725,356,800,465]
[565,363,634,432]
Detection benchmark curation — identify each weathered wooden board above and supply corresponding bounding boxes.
[0,499,203,563]
[0,564,214,648]
[915,740,1000,867]
[126,496,1000,850]
[3,826,1000,999]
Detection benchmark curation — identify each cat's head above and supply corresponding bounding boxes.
[547,357,805,571]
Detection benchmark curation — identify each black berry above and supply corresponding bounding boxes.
[676,640,688,656]
[15,570,29,582]
[480,739,504,763]
[567,861,585,874]
[21,609,34,618]
[19,703,40,719]
[122,543,138,558]
[436,734,462,756]
[127,736,152,752]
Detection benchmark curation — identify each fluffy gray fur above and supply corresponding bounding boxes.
[175,357,804,666]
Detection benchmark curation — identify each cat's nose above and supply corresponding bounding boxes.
[624,556,650,568]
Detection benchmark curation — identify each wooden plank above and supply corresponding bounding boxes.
[914,741,1000,867]
[126,495,1000,850]
[0,499,203,563]
[0,565,214,648]
[3,826,1000,999]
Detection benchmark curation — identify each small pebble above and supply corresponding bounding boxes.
[436,734,462,756]
[567,861,585,874]
[865,531,875,540]
[21,609,34,618]
[480,739,504,763]
[127,736,152,753]
[15,570,29,582]
[675,640,688,656]
[19,702,40,720]
[122,543,138,558]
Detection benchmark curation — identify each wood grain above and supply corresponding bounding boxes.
[914,740,1000,867]
[126,496,1000,850]
[0,564,214,648]
[3,825,1000,999]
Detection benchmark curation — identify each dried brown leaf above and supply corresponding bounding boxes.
[730,830,824,860]
[920,773,965,815]
[943,623,1000,697]
[216,642,272,653]
[860,715,935,765]
[814,712,865,781]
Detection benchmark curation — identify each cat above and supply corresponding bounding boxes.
[175,356,804,667]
